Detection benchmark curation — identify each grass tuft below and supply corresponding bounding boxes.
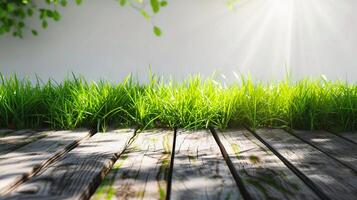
[0,73,356,132]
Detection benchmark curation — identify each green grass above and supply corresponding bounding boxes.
[0,73,356,132]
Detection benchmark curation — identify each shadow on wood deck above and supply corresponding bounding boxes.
[0,128,356,200]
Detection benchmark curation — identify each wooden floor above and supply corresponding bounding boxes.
[0,128,356,200]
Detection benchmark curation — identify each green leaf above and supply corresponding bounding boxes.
[153,26,161,36]
[150,0,160,13]
[31,29,38,36]
[160,1,168,7]
[7,3,15,12]
[18,21,25,28]
[27,8,33,16]
[53,10,61,21]
[119,0,127,6]
[17,8,26,19]
[40,9,47,19]
[226,0,238,10]
[75,0,82,5]
[42,20,48,29]
[0,8,6,18]
[46,10,53,18]
[60,0,68,7]
[140,10,150,20]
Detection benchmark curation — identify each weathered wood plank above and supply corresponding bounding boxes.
[217,129,319,200]
[0,129,14,137]
[292,130,357,172]
[0,129,47,155]
[5,129,134,200]
[0,129,91,194]
[255,128,357,200]
[91,129,173,200]
[171,130,242,200]
[338,132,357,145]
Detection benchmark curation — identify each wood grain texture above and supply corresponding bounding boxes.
[5,129,134,200]
[217,129,319,200]
[0,129,90,195]
[91,129,173,200]
[171,130,242,200]
[256,128,357,200]
[0,129,47,155]
[292,130,357,172]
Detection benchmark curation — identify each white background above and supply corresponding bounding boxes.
[0,0,356,83]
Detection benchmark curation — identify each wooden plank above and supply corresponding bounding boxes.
[217,129,319,200]
[91,129,173,200]
[255,128,357,200]
[5,129,135,200]
[0,129,91,194]
[0,129,14,137]
[292,130,357,172]
[0,129,47,155]
[171,130,242,200]
[338,132,357,145]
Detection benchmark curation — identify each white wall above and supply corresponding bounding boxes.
[1,0,357,83]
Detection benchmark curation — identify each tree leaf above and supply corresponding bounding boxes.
[31,29,38,36]
[42,20,48,29]
[60,0,67,7]
[160,1,168,7]
[75,0,82,5]
[53,10,61,21]
[46,10,53,18]
[7,3,15,12]
[27,8,33,16]
[150,0,160,13]
[153,26,161,36]
[0,8,7,18]
[119,0,127,6]
[140,10,150,20]
[18,21,25,28]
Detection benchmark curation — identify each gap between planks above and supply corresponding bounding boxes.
[245,127,330,200]
[212,128,320,200]
[328,131,357,146]
[287,129,357,173]
[165,128,177,200]
[209,127,253,200]
[251,128,357,200]
[4,129,135,200]
[92,129,245,200]
[91,129,173,200]
[170,129,243,200]
[5,128,355,200]
[0,129,93,195]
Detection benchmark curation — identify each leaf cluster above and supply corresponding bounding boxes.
[0,0,169,38]
[118,0,168,36]
[0,0,82,38]
[0,0,242,38]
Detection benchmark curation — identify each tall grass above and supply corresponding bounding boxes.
[0,73,356,132]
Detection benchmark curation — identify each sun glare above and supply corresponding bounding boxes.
[228,0,355,80]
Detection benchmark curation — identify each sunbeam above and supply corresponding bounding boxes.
[226,0,357,81]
